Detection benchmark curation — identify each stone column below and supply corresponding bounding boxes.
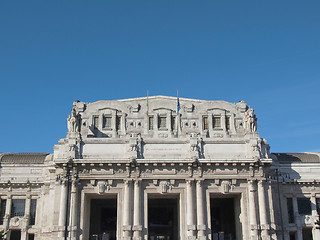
[133,180,142,240]
[186,180,196,239]
[311,194,320,240]
[196,180,206,239]
[123,180,132,239]
[292,197,303,240]
[248,180,258,240]
[69,180,78,240]
[21,195,31,240]
[3,195,12,230]
[258,180,269,240]
[58,180,68,239]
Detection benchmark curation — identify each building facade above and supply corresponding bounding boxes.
[0,96,319,240]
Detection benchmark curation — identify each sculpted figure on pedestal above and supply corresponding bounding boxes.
[67,108,80,132]
[244,108,257,132]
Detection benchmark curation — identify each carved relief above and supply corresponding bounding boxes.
[158,180,175,194]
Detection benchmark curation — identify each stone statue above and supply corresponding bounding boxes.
[67,108,80,132]
[244,108,257,132]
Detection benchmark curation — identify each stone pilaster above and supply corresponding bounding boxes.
[186,179,196,239]
[58,180,68,239]
[196,180,206,240]
[311,194,320,240]
[21,195,31,240]
[123,180,132,239]
[3,195,12,230]
[258,180,270,240]
[69,180,78,240]
[292,196,302,240]
[249,180,258,240]
[133,180,142,240]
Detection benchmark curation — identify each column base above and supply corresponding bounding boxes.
[197,236,207,240]
[261,236,271,240]
[187,237,196,240]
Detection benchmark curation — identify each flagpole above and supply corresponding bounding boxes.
[146,89,149,117]
[177,89,179,136]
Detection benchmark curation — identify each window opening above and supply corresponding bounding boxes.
[213,116,221,129]
[226,116,230,130]
[0,199,6,225]
[28,234,35,240]
[102,116,112,129]
[30,199,37,225]
[116,116,121,131]
[203,116,208,130]
[149,116,154,130]
[10,230,21,240]
[289,232,296,240]
[171,116,176,131]
[297,198,312,215]
[11,199,25,217]
[158,116,167,129]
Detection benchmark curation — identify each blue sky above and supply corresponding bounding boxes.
[0,1,319,154]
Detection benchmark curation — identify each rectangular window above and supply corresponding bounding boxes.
[213,116,221,129]
[171,116,176,131]
[287,198,294,223]
[158,116,167,129]
[0,199,6,225]
[11,199,25,217]
[297,198,312,215]
[116,116,121,131]
[93,116,99,129]
[30,199,37,225]
[149,116,154,130]
[226,116,230,130]
[102,116,111,129]
[203,116,208,130]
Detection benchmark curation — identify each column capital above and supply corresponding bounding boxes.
[124,179,132,185]
[196,179,203,187]
[134,179,141,186]
[186,179,194,185]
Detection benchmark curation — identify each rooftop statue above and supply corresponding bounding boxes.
[67,108,80,132]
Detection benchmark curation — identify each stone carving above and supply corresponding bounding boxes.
[67,108,80,132]
[158,180,174,194]
[244,108,257,132]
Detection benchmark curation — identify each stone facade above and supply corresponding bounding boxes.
[0,96,319,240]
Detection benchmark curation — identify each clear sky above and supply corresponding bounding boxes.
[0,1,319,154]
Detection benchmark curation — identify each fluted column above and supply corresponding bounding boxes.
[123,180,132,239]
[249,180,258,240]
[69,180,78,240]
[258,180,269,240]
[186,179,196,239]
[133,180,142,240]
[196,180,206,239]
[58,180,68,239]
